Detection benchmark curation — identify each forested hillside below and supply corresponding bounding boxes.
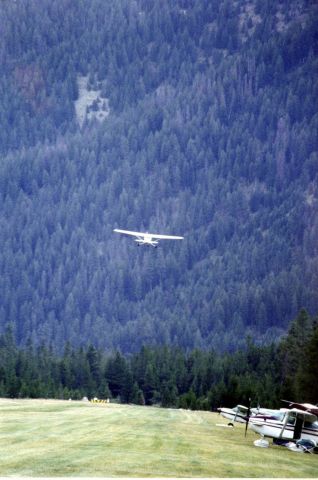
[0,0,317,352]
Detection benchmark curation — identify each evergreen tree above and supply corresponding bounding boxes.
[279,309,314,400]
[295,324,318,403]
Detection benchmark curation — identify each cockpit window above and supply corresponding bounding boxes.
[304,421,318,430]
[271,412,285,421]
[287,415,296,425]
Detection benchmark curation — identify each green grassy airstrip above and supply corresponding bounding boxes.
[0,399,317,477]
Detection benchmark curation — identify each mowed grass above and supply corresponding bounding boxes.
[0,399,317,477]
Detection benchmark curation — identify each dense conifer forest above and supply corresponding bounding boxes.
[0,310,317,407]
[0,0,317,353]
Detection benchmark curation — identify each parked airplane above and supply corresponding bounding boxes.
[248,401,318,448]
[113,229,184,247]
[218,404,277,427]
[217,405,252,425]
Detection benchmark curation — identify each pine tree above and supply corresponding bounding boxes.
[295,325,318,403]
[279,309,314,400]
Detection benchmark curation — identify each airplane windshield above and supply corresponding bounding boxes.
[269,411,285,421]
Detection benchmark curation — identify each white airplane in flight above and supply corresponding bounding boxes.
[113,229,184,247]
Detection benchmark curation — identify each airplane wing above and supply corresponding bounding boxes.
[113,229,184,240]
[149,233,184,240]
[288,408,317,423]
[113,229,145,238]
[281,400,318,416]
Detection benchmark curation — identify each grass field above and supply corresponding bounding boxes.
[0,398,317,477]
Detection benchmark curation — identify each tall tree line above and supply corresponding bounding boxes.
[1,310,317,408]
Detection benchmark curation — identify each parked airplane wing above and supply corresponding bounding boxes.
[281,400,318,416]
[288,408,317,423]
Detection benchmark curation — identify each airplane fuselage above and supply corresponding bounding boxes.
[135,235,159,247]
[249,412,318,444]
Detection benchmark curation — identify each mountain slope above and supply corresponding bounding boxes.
[0,0,317,352]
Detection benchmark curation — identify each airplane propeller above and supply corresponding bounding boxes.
[244,397,252,437]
